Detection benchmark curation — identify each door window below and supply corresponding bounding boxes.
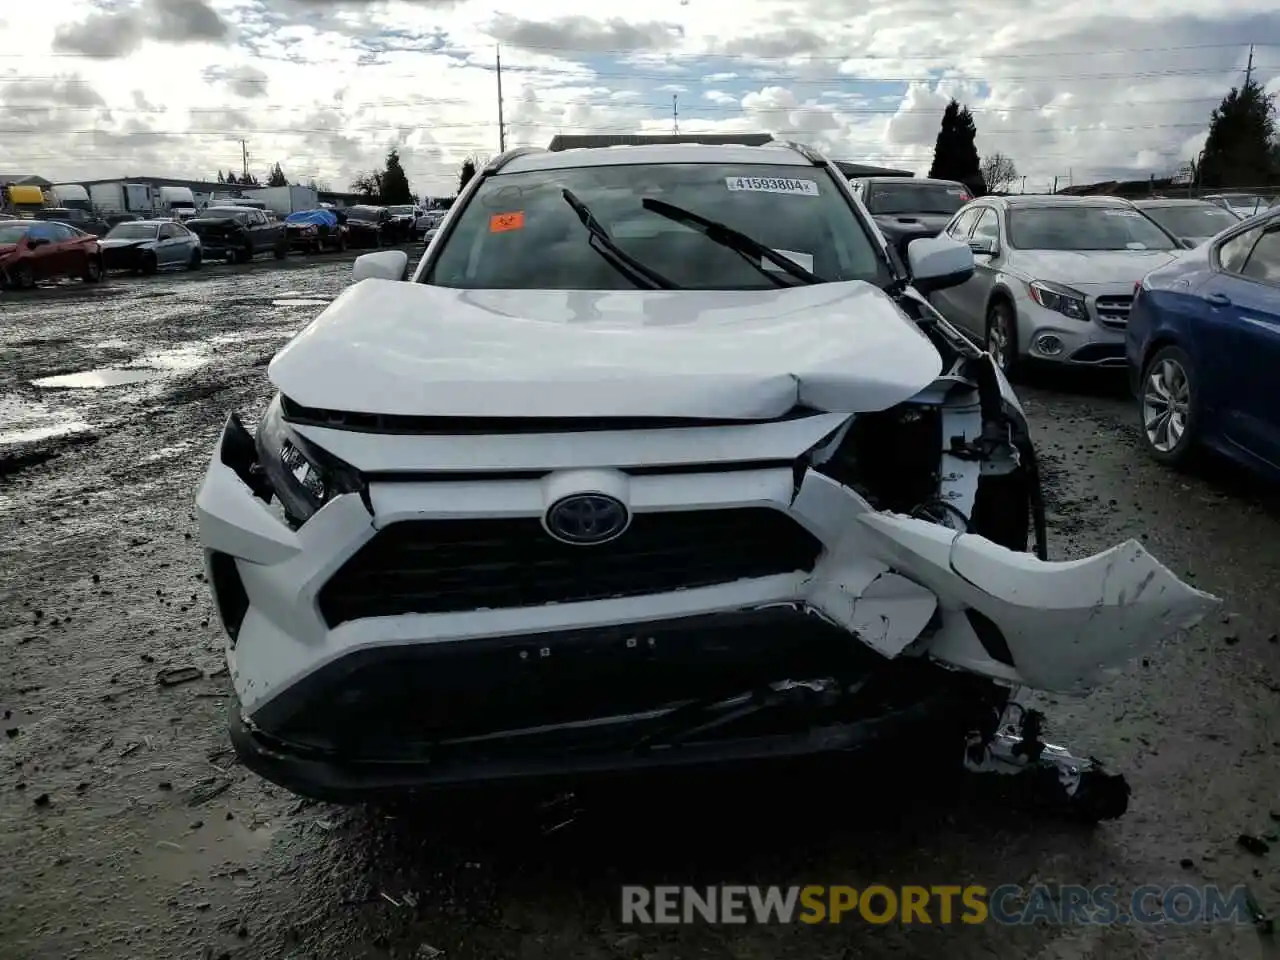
[947,208,981,239]
[1240,228,1280,284]
[971,208,1000,244]
[159,223,181,239]
[1216,226,1263,275]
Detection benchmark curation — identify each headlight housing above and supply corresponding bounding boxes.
[255,394,364,527]
[1028,280,1088,321]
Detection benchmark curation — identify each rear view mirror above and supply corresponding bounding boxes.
[907,235,975,294]
[968,236,998,256]
[352,250,409,283]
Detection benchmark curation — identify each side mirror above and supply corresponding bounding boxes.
[1181,237,1197,249]
[967,235,998,256]
[352,249,409,283]
[907,235,975,294]
[26,236,48,248]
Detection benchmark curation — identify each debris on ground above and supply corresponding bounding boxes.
[187,777,232,806]
[1237,834,1271,856]
[156,666,203,687]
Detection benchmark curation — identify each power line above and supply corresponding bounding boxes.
[4,39,1278,62]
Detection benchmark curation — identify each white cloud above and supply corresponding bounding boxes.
[0,0,1275,196]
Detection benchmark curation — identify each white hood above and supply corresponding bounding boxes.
[1012,249,1182,287]
[267,278,944,419]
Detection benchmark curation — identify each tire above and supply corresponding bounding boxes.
[274,242,287,260]
[985,299,1022,379]
[12,262,35,289]
[1138,344,1199,467]
[188,248,202,270]
[338,233,347,252]
[237,244,253,264]
[83,255,104,283]
[140,252,158,275]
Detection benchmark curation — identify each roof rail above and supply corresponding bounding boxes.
[484,147,546,175]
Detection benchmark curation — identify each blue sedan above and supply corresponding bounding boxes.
[1127,207,1280,479]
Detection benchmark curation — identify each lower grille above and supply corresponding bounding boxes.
[317,508,824,626]
[1094,295,1133,328]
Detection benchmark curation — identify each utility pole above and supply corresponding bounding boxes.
[1020,175,1026,194]
[672,94,679,135]
[239,139,248,180]
[496,45,506,153]
[1245,44,1255,86]
[1052,175,1060,194]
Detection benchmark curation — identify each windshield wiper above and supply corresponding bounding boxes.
[561,188,677,289]
[642,197,826,285]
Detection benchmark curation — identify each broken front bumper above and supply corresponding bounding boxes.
[197,410,1218,797]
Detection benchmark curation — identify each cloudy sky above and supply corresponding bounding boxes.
[1,0,1277,197]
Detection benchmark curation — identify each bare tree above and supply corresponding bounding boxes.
[980,153,1019,193]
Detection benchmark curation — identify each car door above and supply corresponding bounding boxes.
[1197,221,1280,466]
[157,222,181,264]
[929,206,984,330]
[950,207,1003,334]
[29,223,73,278]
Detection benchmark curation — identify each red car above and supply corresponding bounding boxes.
[0,219,105,289]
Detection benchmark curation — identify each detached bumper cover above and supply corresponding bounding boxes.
[197,411,1219,795]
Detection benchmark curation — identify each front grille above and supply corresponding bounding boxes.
[316,508,824,626]
[1094,295,1133,328]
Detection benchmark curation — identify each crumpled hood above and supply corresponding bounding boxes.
[99,238,153,249]
[1013,248,1182,286]
[268,278,945,419]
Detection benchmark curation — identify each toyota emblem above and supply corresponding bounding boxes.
[544,493,630,545]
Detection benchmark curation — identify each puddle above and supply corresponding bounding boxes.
[0,421,93,444]
[0,394,94,445]
[93,339,133,349]
[208,330,296,346]
[31,344,212,389]
[139,442,193,465]
[272,298,329,307]
[33,368,165,388]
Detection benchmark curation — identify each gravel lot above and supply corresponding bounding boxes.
[1,255,1278,960]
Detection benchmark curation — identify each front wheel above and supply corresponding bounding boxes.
[237,244,253,264]
[274,242,287,260]
[11,262,35,289]
[83,255,104,283]
[1139,345,1199,467]
[188,248,202,270]
[986,300,1022,379]
[140,252,158,275]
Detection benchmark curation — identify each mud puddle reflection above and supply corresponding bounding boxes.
[31,344,213,390]
[0,394,94,445]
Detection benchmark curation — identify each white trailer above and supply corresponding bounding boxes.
[51,184,91,210]
[87,182,155,215]
[157,186,196,217]
[244,185,319,217]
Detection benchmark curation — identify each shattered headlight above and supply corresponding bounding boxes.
[1028,280,1088,321]
[254,394,364,526]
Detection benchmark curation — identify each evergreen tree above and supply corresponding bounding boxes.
[267,163,288,187]
[216,170,225,184]
[928,99,987,195]
[381,148,414,204]
[225,171,238,184]
[1199,79,1277,188]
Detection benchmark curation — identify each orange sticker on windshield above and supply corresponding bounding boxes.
[489,211,525,233]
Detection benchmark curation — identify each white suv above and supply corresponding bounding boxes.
[196,142,1214,812]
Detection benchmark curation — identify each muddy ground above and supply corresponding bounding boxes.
[1,255,1278,960]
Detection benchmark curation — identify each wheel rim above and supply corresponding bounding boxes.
[987,312,1010,370]
[1143,358,1190,453]
[88,259,100,280]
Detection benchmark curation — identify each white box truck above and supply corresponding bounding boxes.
[157,186,197,219]
[87,182,155,216]
[245,185,319,217]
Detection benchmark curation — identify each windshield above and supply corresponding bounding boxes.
[1007,206,1178,251]
[866,181,970,215]
[425,162,890,290]
[1141,205,1240,239]
[387,205,415,215]
[106,223,158,240]
[0,223,29,244]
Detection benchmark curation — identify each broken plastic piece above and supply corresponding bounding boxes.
[156,666,203,687]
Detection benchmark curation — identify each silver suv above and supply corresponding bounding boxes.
[929,195,1184,375]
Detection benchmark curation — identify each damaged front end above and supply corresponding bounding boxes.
[198,292,1217,815]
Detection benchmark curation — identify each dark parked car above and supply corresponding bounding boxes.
[185,206,288,263]
[342,205,409,248]
[849,177,972,260]
[99,219,202,273]
[285,208,348,254]
[1127,205,1280,480]
[33,206,111,238]
[1129,198,1241,249]
[0,219,104,288]
[386,204,421,239]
